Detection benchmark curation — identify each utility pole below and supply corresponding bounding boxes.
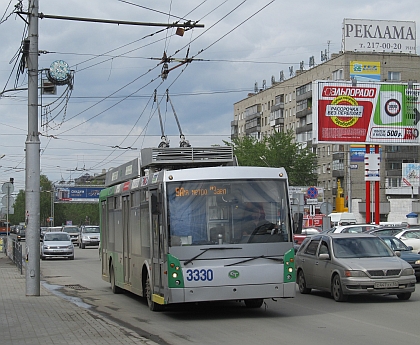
[26,0,41,296]
[21,1,204,297]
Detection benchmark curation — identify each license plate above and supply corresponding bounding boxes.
[374,281,398,288]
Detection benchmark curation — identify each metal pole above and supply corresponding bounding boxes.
[25,0,40,296]
[347,150,352,213]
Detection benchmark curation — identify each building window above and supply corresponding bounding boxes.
[332,69,343,80]
[388,71,401,81]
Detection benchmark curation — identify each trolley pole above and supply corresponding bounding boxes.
[26,0,41,296]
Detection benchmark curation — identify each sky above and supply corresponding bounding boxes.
[1,0,420,194]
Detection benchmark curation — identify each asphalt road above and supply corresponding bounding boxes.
[39,246,420,345]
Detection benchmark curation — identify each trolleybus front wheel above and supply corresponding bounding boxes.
[145,274,164,311]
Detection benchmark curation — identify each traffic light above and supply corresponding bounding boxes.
[10,178,14,184]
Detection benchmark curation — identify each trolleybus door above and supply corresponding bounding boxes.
[101,201,108,275]
[122,195,130,284]
[150,189,164,298]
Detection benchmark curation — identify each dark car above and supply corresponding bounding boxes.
[16,228,25,241]
[379,236,420,282]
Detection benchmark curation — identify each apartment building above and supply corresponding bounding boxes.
[232,51,420,221]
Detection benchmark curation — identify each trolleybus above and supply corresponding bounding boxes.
[99,146,296,311]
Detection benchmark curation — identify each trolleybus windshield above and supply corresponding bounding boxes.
[167,179,290,246]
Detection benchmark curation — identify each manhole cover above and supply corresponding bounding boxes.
[64,284,90,291]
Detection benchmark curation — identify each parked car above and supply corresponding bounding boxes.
[394,228,420,253]
[368,226,407,237]
[295,233,416,301]
[293,227,321,244]
[379,236,420,282]
[78,225,100,249]
[61,225,80,246]
[40,232,74,260]
[330,224,379,234]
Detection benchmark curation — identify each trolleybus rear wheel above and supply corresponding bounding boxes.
[110,264,122,294]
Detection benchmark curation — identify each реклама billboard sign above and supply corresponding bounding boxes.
[56,186,104,202]
[312,81,420,145]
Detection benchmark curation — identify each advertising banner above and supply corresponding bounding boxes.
[56,186,104,203]
[343,19,416,54]
[313,81,420,145]
[350,61,381,82]
[402,163,420,187]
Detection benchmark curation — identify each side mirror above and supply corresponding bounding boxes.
[318,253,330,260]
[407,246,413,251]
[395,251,401,257]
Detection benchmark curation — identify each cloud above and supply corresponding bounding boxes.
[1,0,419,190]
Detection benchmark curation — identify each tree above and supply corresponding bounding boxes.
[225,130,317,186]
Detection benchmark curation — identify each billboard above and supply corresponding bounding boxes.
[313,81,420,145]
[55,186,104,203]
[350,144,381,162]
[343,19,416,54]
[402,163,420,187]
[350,61,380,82]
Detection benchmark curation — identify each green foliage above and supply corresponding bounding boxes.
[8,175,99,226]
[224,130,318,186]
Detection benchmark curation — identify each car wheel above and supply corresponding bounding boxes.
[397,292,411,300]
[298,270,311,294]
[145,274,163,311]
[80,242,85,249]
[41,255,45,261]
[69,255,74,260]
[244,298,264,308]
[331,274,348,302]
[110,264,122,294]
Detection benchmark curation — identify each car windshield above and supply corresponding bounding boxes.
[44,233,70,241]
[64,227,79,233]
[381,237,409,251]
[332,237,394,258]
[83,226,100,233]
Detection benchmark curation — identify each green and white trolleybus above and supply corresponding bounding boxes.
[99,146,296,311]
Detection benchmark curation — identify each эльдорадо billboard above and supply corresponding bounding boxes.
[312,81,420,145]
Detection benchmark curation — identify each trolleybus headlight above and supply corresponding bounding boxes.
[288,267,293,273]
[287,274,292,280]
[172,272,178,278]
[175,280,181,285]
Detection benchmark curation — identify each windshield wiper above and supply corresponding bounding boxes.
[184,247,241,265]
[226,255,283,267]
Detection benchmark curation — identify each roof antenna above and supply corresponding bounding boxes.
[155,90,170,148]
[166,90,190,147]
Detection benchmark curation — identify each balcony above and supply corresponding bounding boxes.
[296,90,312,102]
[270,117,284,127]
[270,103,284,112]
[296,107,312,119]
[296,124,312,134]
[385,186,420,196]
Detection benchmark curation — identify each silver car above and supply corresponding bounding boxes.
[78,225,100,249]
[295,233,416,301]
[41,232,74,260]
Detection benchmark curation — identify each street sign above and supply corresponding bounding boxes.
[1,182,14,194]
[1,207,14,215]
[2,195,14,206]
[306,186,318,199]
[306,198,318,205]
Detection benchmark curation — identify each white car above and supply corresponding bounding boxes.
[394,228,420,252]
[330,224,380,234]
[41,232,74,260]
[78,225,100,249]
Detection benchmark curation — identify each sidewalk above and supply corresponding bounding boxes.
[0,252,157,345]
